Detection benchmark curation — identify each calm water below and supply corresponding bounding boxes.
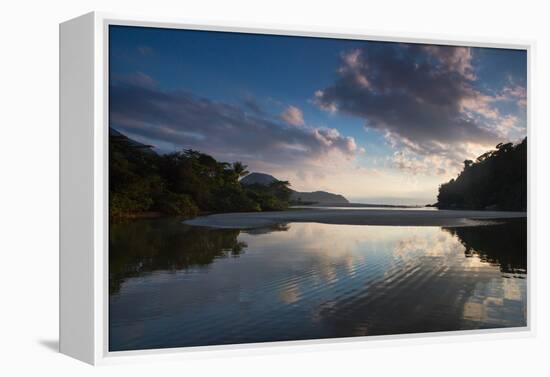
[109,218,527,351]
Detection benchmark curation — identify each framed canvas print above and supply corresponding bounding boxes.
[60,12,532,365]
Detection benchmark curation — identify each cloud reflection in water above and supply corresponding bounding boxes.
[109,219,526,351]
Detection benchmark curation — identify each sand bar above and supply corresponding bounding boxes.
[183,208,526,229]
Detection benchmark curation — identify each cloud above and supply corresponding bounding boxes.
[281,105,305,126]
[423,45,475,80]
[391,150,457,176]
[314,128,357,154]
[110,73,358,172]
[314,44,526,175]
[494,114,523,140]
[114,71,157,89]
[498,84,527,108]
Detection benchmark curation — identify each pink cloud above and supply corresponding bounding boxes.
[281,105,305,126]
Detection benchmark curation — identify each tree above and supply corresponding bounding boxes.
[437,138,526,211]
[109,129,292,219]
[232,161,249,178]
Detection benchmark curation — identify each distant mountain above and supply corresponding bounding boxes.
[241,172,349,204]
[291,191,349,204]
[240,172,279,186]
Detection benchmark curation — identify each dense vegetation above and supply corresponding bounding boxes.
[437,138,527,211]
[109,129,292,219]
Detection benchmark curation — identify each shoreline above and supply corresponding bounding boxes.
[182,208,527,229]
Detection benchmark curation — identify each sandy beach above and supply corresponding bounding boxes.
[183,208,527,229]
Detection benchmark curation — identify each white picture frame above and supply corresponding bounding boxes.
[59,11,535,365]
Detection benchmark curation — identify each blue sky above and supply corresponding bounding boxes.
[109,25,527,204]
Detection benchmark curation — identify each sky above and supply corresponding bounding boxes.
[109,25,527,205]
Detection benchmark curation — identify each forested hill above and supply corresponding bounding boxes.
[436,138,527,211]
[109,128,292,219]
[240,172,350,204]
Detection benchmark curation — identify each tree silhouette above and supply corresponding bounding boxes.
[232,161,249,178]
[437,138,526,211]
[110,128,292,219]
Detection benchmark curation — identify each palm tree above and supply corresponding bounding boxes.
[232,161,249,178]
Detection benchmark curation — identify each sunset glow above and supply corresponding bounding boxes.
[109,26,526,204]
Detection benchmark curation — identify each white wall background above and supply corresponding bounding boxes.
[1,0,548,375]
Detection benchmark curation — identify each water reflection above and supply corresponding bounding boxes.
[109,218,527,351]
[109,219,246,294]
[444,220,526,274]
